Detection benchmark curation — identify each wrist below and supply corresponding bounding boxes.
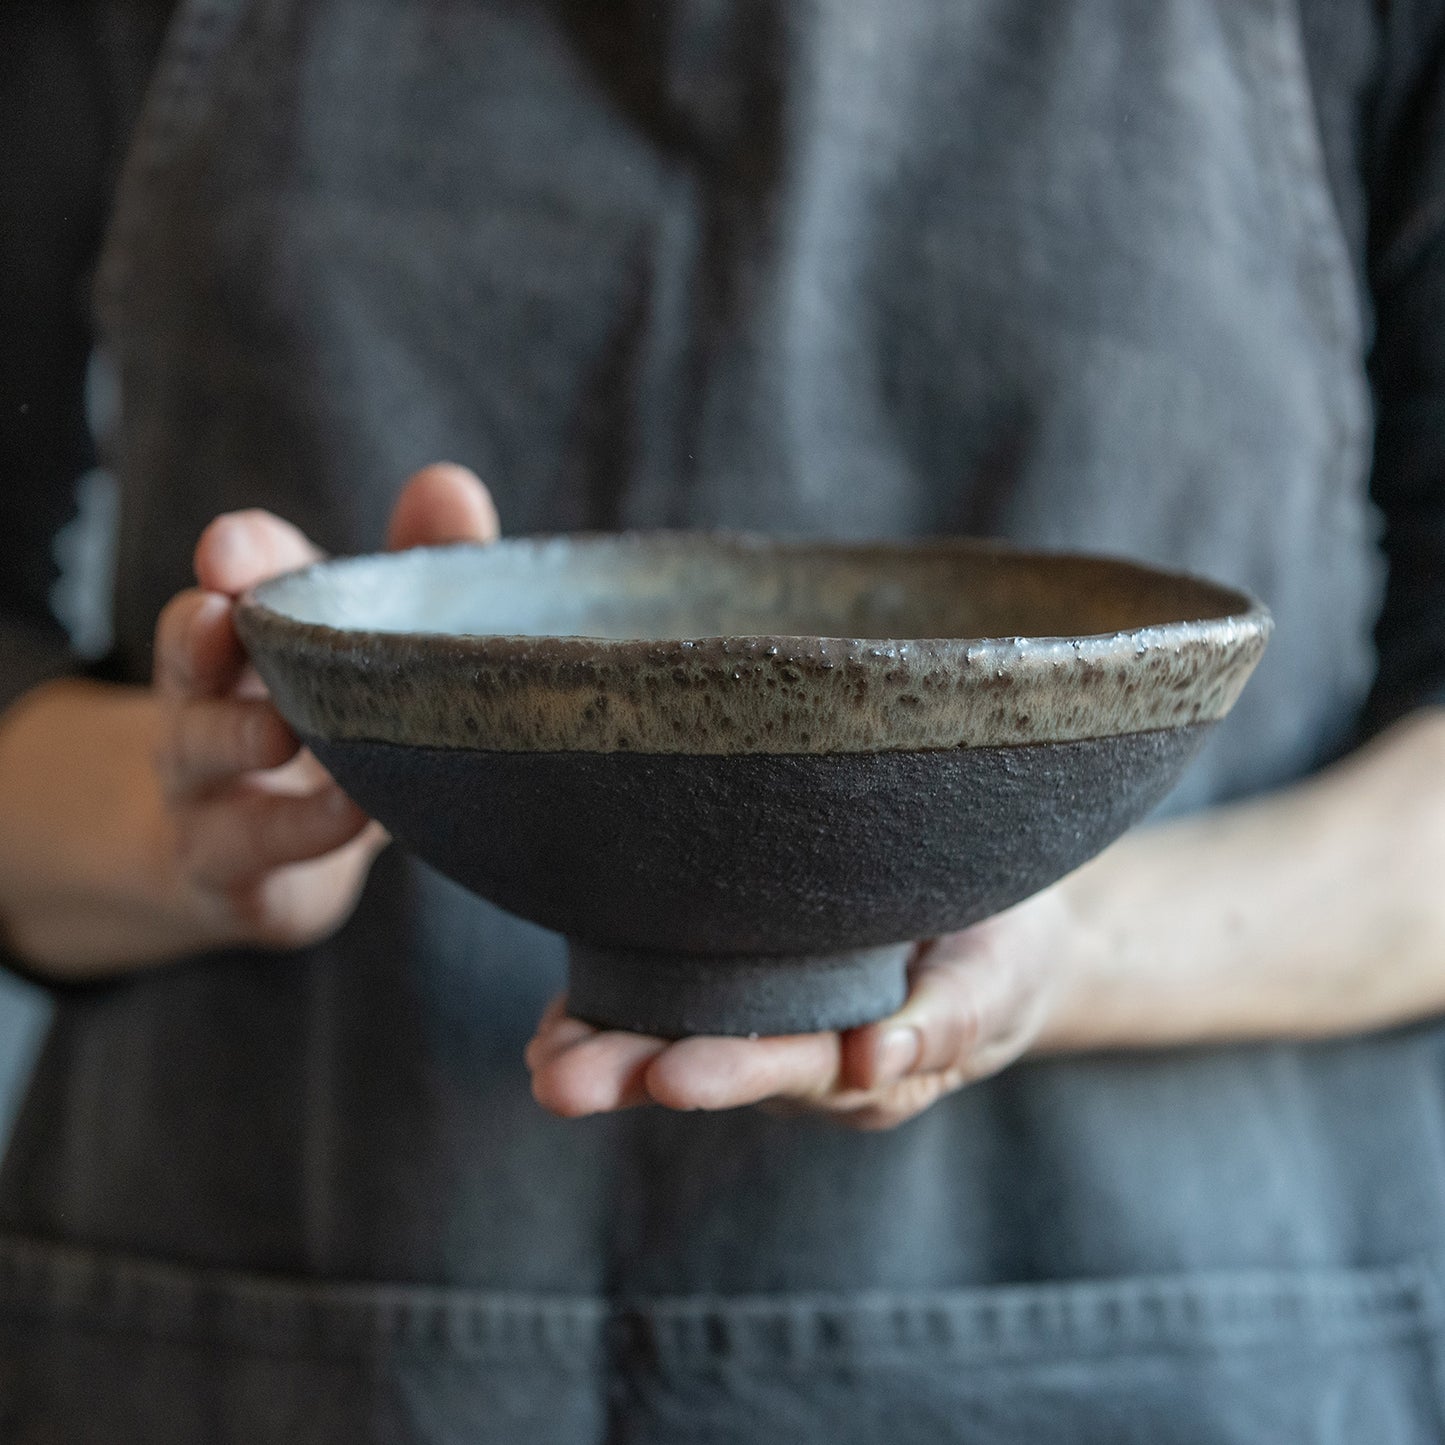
[1020,712,1445,1057]
[0,680,203,978]
[1024,861,1122,1056]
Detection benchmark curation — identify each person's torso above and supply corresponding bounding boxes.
[8,3,1445,1441]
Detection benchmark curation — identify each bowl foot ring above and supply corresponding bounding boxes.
[565,941,912,1039]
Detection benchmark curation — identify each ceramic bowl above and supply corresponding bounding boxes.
[234,534,1270,1037]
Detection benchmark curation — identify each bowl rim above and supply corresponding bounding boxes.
[236,530,1269,653]
[233,532,1273,755]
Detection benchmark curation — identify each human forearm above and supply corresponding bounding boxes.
[0,678,192,975]
[1042,708,1445,1051]
[529,708,1445,1126]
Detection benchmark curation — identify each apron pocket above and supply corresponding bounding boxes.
[617,1262,1445,1445]
[0,1233,608,1445]
[2,1233,1444,1443]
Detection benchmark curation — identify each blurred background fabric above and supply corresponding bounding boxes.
[0,979,46,1148]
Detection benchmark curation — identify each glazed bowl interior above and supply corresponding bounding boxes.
[255,534,1248,643]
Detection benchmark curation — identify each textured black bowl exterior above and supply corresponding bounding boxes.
[308,723,1211,1034]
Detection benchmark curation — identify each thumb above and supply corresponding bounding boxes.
[843,932,1014,1091]
[387,462,500,550]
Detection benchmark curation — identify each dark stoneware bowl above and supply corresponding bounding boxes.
[235,535,1270,1037]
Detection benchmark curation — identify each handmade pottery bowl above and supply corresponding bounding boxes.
[235,534,1270,1037]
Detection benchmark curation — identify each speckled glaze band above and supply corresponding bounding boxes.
[235,534,1271,756]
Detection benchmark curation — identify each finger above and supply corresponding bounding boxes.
[154,591,246,700]
[531,1030,671,1118]
[535,993,572,1034]
[159,697,301,799]
[227,820,390,952]
[246,745,335,798]
[181,783,370,889]
[643,1032,843,1112]
[387,463,500,551]
[846,937,1016,1091]
[836,1074,960,1132]
[845,977,974,1092]
[194,510,323,596]
[523,999,597,1072]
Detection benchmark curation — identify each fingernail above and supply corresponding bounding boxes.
[186,592,228,648]
[210,519,256,580]
[875,1027,922,1086]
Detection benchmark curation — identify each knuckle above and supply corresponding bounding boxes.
[239,793,287,862]
[175,702,205,765]
[919,1003,980,1075]
[173,703,218,789]
[154,594,186,648]
[216,883,290,948]
[849,1098,925,1132]
[864,1072,956,1129]
[231,703,264,766]
[152,722,185,798]
[156,587,199,635]
[953,1005,984,1060]
[171,809,208,880]
[251,707,296,769]
[191,794,268,890]
[256,791,344,865]
[222,883,283,942]
[153,598,198,691]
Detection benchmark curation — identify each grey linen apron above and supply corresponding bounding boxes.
[4,1,1444,1440]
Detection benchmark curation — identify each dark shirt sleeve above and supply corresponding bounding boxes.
[0,9,111,713]
[1363,0,1445,730]
[0,4,173,715]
